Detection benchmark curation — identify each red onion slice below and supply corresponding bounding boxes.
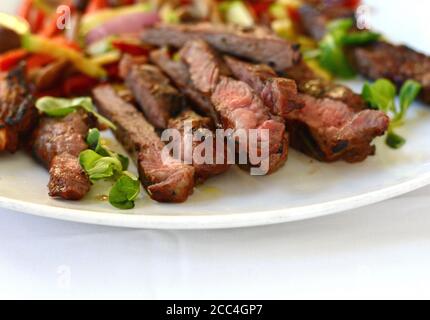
[86,11,160,45]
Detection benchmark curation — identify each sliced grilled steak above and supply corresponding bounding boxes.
[32,59,70,91]
[93,85,195,203]
[180,40,231,94]
[48,153,92,200]
[224,56,303,117]
[0,64,37,153]
[141,23,301,71]
[32,110,93,200]
[180,40,289,173]
[149,48,220,126]
[284,61,367,110]
[351,42,430,104]
[286,94,389,162]
[118,55,147,78]
[120,55,185,129]
[168,110,230,183]
[282,62,389,162]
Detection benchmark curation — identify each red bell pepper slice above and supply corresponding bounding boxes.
[32,10,46,33]
[62,74,99,96]
[0,49,28,72]
[26,53,55,70]
[343,0,361,10]
[287,6,301,24]
[247,0,274,17]
[35,87,64,98]
[111,40,149,56]
[104,62,120,81]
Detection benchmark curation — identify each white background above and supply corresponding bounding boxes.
[1,0,430,299]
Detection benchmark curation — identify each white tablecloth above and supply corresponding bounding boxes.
[2,185,430,300]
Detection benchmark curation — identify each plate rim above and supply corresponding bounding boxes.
[1,170,430,229]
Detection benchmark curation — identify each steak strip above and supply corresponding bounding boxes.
[149,48,220,126]
[351,42,430,104]
[32,110,93,200]
[282,62,389,162]
[180,40,289,173]
[223,56,303,117]
[168,109,231,183]
[93,85,195,203]
[0,64,38,153]
[141,22,301,71]
[284,61,367,110]
[119,55,185,129]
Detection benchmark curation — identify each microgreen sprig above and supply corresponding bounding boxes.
[306,18,381,78]
[362,79,422,149]
[36,96,116,130]
[79,128,140,210]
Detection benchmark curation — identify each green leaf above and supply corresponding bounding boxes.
[87,157,123,180]
[86,128,129,171]
[86,128,110,156]
[79,149,123,181]
[109,175,141,210]
[74,97,117,130]
[316,18,380,78]
[386,132,406,149]
[361,79,396,112]
[35,96,116,130]
[342,31,380,45]
[117,154,130,171]
[318,18,357,78]
[319,34,356,78]
[35,97,77,117]
[81,128,137,209]
[363,78,420,149]
[327,18,354,34]
[398,80,422,121]
[79,150,103,173]
[91,112,117,131]
[70,97,95,112]
[362,82,375,108]
[86,128,101,150]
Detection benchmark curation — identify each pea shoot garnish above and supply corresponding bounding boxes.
[36,96,116,130]
[79,128,140,210]
[305,18,380,78]
[362,79,422,149]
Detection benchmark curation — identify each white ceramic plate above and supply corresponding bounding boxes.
[1,0,430,229]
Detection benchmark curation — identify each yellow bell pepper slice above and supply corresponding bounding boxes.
[0,12,30,35]
[22,34,107,79]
